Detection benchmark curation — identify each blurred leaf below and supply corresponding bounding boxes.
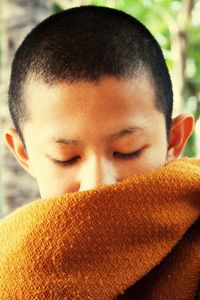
[52,2,63,12]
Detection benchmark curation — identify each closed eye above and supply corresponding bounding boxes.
[51,149,142,166]
[52,156,80,166]
[114,149,141,160]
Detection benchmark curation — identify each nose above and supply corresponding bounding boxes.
[78,155,117,192]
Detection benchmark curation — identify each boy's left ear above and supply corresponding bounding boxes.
[167,114,194,160]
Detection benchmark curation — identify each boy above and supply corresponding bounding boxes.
[3,5,194,198]
[1,5,199,299]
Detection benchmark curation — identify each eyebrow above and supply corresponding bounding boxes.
[51,126,144,146]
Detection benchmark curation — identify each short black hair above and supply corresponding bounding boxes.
[8,5,173,144]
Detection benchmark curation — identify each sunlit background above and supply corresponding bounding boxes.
[0,0,200,217]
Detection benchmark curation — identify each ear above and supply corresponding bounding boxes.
[167,114,194,161]
[3,127,35,177]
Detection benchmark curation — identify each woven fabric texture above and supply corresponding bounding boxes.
[0,158,200,299]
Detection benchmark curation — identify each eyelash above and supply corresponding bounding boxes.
[54,157,79,166]
[114,150,141,160]
[53,150,141,166]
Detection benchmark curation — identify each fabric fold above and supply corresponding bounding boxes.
[0,158,200,299]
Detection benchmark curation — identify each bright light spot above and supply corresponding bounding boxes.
[170,1,182,13]
[186,59,197,78]
[192,1,200,26]
[143,0,153,8]
[185,96,197,113]
[156,34,167,46]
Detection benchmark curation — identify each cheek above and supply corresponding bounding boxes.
[141,143,168,171]
[28,155,77,197]
[123,143,167,177]
[36,169,78,198]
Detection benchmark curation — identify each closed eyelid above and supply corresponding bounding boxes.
[46,147,145,168]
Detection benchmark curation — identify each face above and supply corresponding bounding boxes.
[20,75,169,198]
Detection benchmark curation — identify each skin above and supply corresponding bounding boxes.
[4,75,194,198]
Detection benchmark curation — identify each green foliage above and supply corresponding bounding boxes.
[52,2,62,13]
[52,2,63,13]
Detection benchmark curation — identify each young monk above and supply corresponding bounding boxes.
[1,5,200,299]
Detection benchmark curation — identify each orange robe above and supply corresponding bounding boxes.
[0,158,199,299]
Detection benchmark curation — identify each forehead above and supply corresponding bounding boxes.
[24,74,156,112]
[23,75,164,142]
